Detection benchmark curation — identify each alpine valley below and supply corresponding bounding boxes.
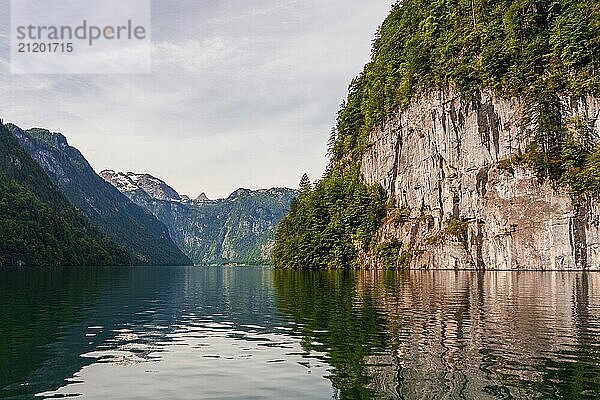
[0,122,297,267]
[100,170,297,265]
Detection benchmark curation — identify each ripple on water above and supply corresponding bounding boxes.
[1,267,599,400]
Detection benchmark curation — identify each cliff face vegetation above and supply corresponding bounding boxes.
[273,0,600,270]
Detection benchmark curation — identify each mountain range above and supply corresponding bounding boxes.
[101,170,298,265]
[0,121,130,266]
[7,124,191,266]
[0,121,296,266]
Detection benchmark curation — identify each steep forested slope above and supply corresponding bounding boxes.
[8,124,191,266]
[0,121,130,266]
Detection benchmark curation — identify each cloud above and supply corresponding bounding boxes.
[0,0,394,197]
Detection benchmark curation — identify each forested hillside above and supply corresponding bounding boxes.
[273,0,600,269]
[9,125,191,266]
[0,121,130,266]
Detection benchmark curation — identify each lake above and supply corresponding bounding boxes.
[0,266,599,399]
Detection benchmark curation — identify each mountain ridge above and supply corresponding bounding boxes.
[8,124,192,266]
[101,169,298,265]
[0,121,131,266]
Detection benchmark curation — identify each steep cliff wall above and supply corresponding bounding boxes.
[360,89,600,270]
[272,0,600,271]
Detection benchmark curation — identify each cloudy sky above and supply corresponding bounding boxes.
[0,1,394,198]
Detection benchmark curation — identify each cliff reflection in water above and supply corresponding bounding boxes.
[2,267,598,399]
[273,270,600,399]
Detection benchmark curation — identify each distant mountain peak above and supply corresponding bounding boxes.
[100,170,181,201]
[28,127,68,147]
[196,192,209,202]
[228,188,251,200]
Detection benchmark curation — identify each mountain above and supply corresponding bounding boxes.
[7,125,191,266]
[101,170,298,265]
[273,0,600,270]
[0,121,130,266]
[105,171,182,201]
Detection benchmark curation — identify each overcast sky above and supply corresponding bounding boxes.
[0,1,394,198]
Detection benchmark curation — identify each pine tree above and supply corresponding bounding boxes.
[326,127,337,157]
[299,173,312,192]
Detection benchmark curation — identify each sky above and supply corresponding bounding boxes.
[0,0,394,198]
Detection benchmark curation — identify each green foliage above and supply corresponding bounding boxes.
[387,203,410,225]
[272,171,386,269]
[446,216,469,240]
[0,122,130,266]
[548,115,600,198]
[375,239,414,270]
[274,0,600,269]
[332,0,600,164]
[0,178,127,266]
[500,103,600,199]
[445,216,470,250]
[299,173,312,192]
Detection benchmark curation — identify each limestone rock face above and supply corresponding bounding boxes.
[360,89,600,270]
[100,170,181,201]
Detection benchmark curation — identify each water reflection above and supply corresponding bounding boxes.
[273,270,389,399]
[0,267,332,399]
[273,270,600,399]
[1,267,599,399]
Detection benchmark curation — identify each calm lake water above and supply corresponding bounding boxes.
[0,267,599,400]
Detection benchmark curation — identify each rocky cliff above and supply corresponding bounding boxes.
[271,0,600,271]
[360,89,600,270]
[101,170,298,265]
